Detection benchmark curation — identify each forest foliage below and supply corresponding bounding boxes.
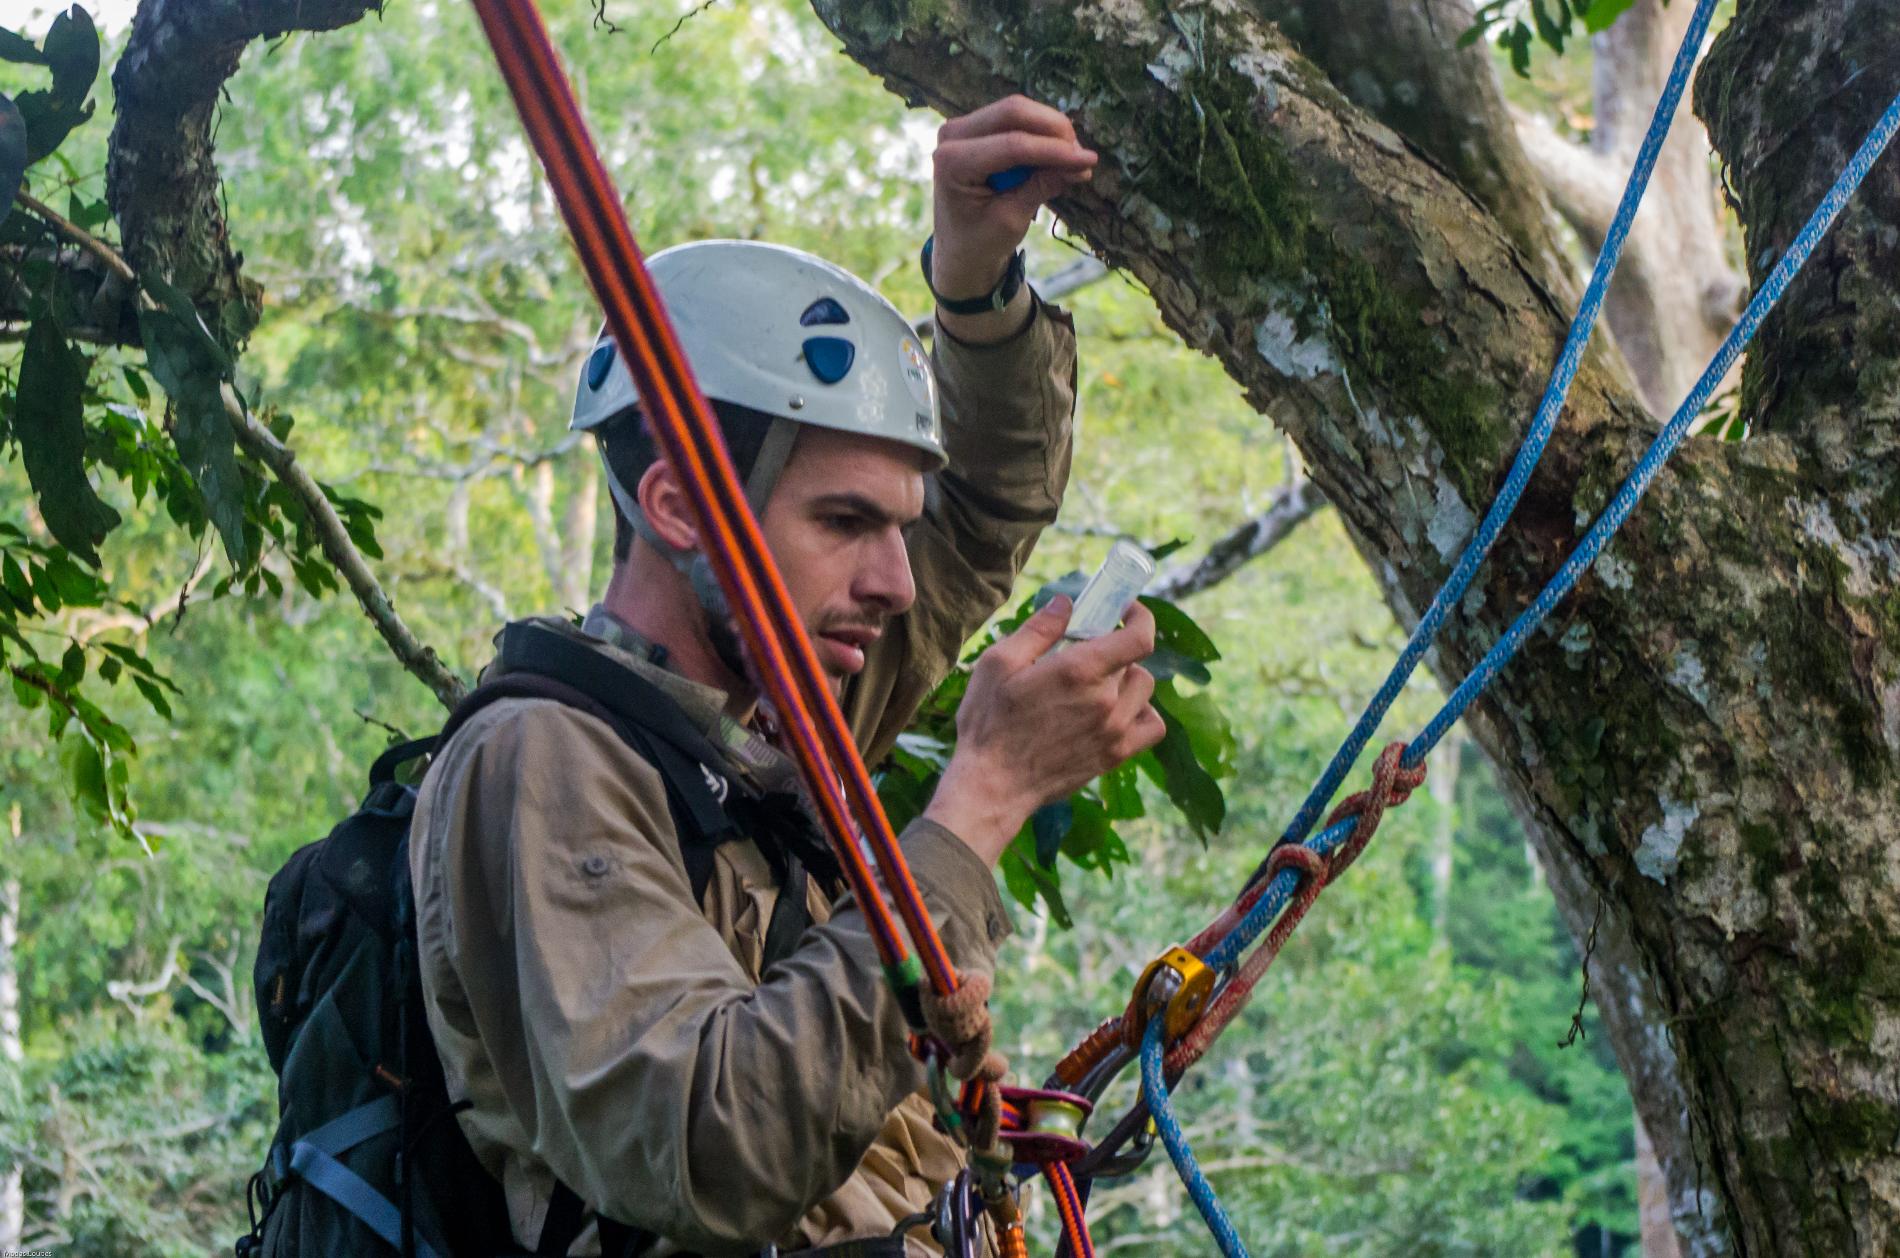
[2,0,1641,1252]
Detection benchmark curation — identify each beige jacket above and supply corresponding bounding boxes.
[410,303,1076,1256]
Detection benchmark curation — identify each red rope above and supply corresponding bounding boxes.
[1044,1163,1096,1258]
[1168,742,1424,1076]
[469,0,959,996]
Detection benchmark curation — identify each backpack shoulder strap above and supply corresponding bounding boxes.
[497,621,727,769]
[441,670,730,905]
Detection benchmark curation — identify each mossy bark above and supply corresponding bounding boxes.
[812,0,1900,1250]
[105,0,383,351]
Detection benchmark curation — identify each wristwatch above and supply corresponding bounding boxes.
[920,235,1027,316]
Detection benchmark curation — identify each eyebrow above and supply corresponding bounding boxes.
[807,492,922,528]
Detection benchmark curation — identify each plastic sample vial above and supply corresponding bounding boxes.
[1064,539,1154,641]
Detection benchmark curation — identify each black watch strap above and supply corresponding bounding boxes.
[921,235,1026,316]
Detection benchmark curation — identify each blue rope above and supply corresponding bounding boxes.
[1277,0,1719,852]
[1211,81,1900,974]
[1142,1018,1249,1258]
[1161,68,1900,1258]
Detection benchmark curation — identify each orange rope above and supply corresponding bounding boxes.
[470,0,959,996]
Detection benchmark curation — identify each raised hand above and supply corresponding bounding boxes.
[929,96,1096,313]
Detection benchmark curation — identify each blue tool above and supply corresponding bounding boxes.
[985,164,1036,193]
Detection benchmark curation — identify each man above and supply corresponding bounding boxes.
[409,97,1165,1256]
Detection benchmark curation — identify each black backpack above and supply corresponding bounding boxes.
[238,621,837,1258]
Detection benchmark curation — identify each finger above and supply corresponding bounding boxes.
[1110,663,1157,727]
[1065,600,1157,675]
[937,133,1098,190]
[939,95,1078,145]
[1022,167,1092,205]
[1118,705,1168,759]
[987,594,1073,669]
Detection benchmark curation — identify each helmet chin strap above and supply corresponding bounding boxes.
[602,416,802,670]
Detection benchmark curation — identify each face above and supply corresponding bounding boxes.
[757,425,926,691]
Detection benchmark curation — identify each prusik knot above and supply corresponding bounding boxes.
[922,972,996,1080]
[1163,741,1428,1079]
[1320,741,1426,880]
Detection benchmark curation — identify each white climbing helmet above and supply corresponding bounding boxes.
[570,239,945,470]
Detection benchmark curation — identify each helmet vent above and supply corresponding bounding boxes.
[802,336,856,385]
[798,297,851,327]
[585,343,616,389]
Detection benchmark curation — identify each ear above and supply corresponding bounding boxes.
[637,459,700,552]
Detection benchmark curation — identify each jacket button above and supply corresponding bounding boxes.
[581,855,610,878]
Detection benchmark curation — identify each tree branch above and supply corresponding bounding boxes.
[106,0,383,347]
[19,166,467,709]
[1150,478,1327,601]
[224,388,467,708]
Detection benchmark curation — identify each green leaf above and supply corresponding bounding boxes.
[1031,800,1071,868]
[1100,762,1145,821]
[141,272,235,371]
[1501,20,1534,77]
[0,27,46,64]
[10,9,98,165]
[58,727,108,821]
[1141,645,1211,685]
[1530,0,1567,52]
[1,553,31,609]
[1000,839,1073,928]
[1147,537,1190,562]
[139,303,250,567]
[57,640,84,688]
[13,318,120,564]
[1155,681,1236,779]
[0,95,27,232]
[1059,796,1126,873]
[1579,0,1638,33]
[1141,693,1227,840]
[41,6,99,104]
[97,653,120,683]
[121,363,149,403]
[1141,595,1220,663]
[131,673,173,720]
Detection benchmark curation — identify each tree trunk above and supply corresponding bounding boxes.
[0,870,22,1250]
[812,0,1900,1251]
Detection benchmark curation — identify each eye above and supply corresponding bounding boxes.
[821,511,869,535]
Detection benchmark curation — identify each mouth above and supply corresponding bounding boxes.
[815,624,881,675]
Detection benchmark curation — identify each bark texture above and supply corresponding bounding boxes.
[106,0,382,349]
[812,0,1900,1250]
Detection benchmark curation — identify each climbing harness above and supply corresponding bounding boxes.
[470,0,1900,1251]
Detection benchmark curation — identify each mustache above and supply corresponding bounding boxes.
[811,614,887,637]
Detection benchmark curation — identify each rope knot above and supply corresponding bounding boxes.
[921,972,993,1079]
[1321,741,1425,878]
[921,974,1011,1152]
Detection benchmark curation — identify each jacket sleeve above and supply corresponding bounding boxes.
[847,297,1078,764]
[411,699,1009,1255]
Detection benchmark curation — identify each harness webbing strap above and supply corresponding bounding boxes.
[467,0,959,1002]
[282,1098,447,1258]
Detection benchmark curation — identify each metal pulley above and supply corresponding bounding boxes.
[1126,945,1216,1047]
[996,1084,1095,1164]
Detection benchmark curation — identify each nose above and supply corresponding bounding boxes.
[855,527,916,616]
